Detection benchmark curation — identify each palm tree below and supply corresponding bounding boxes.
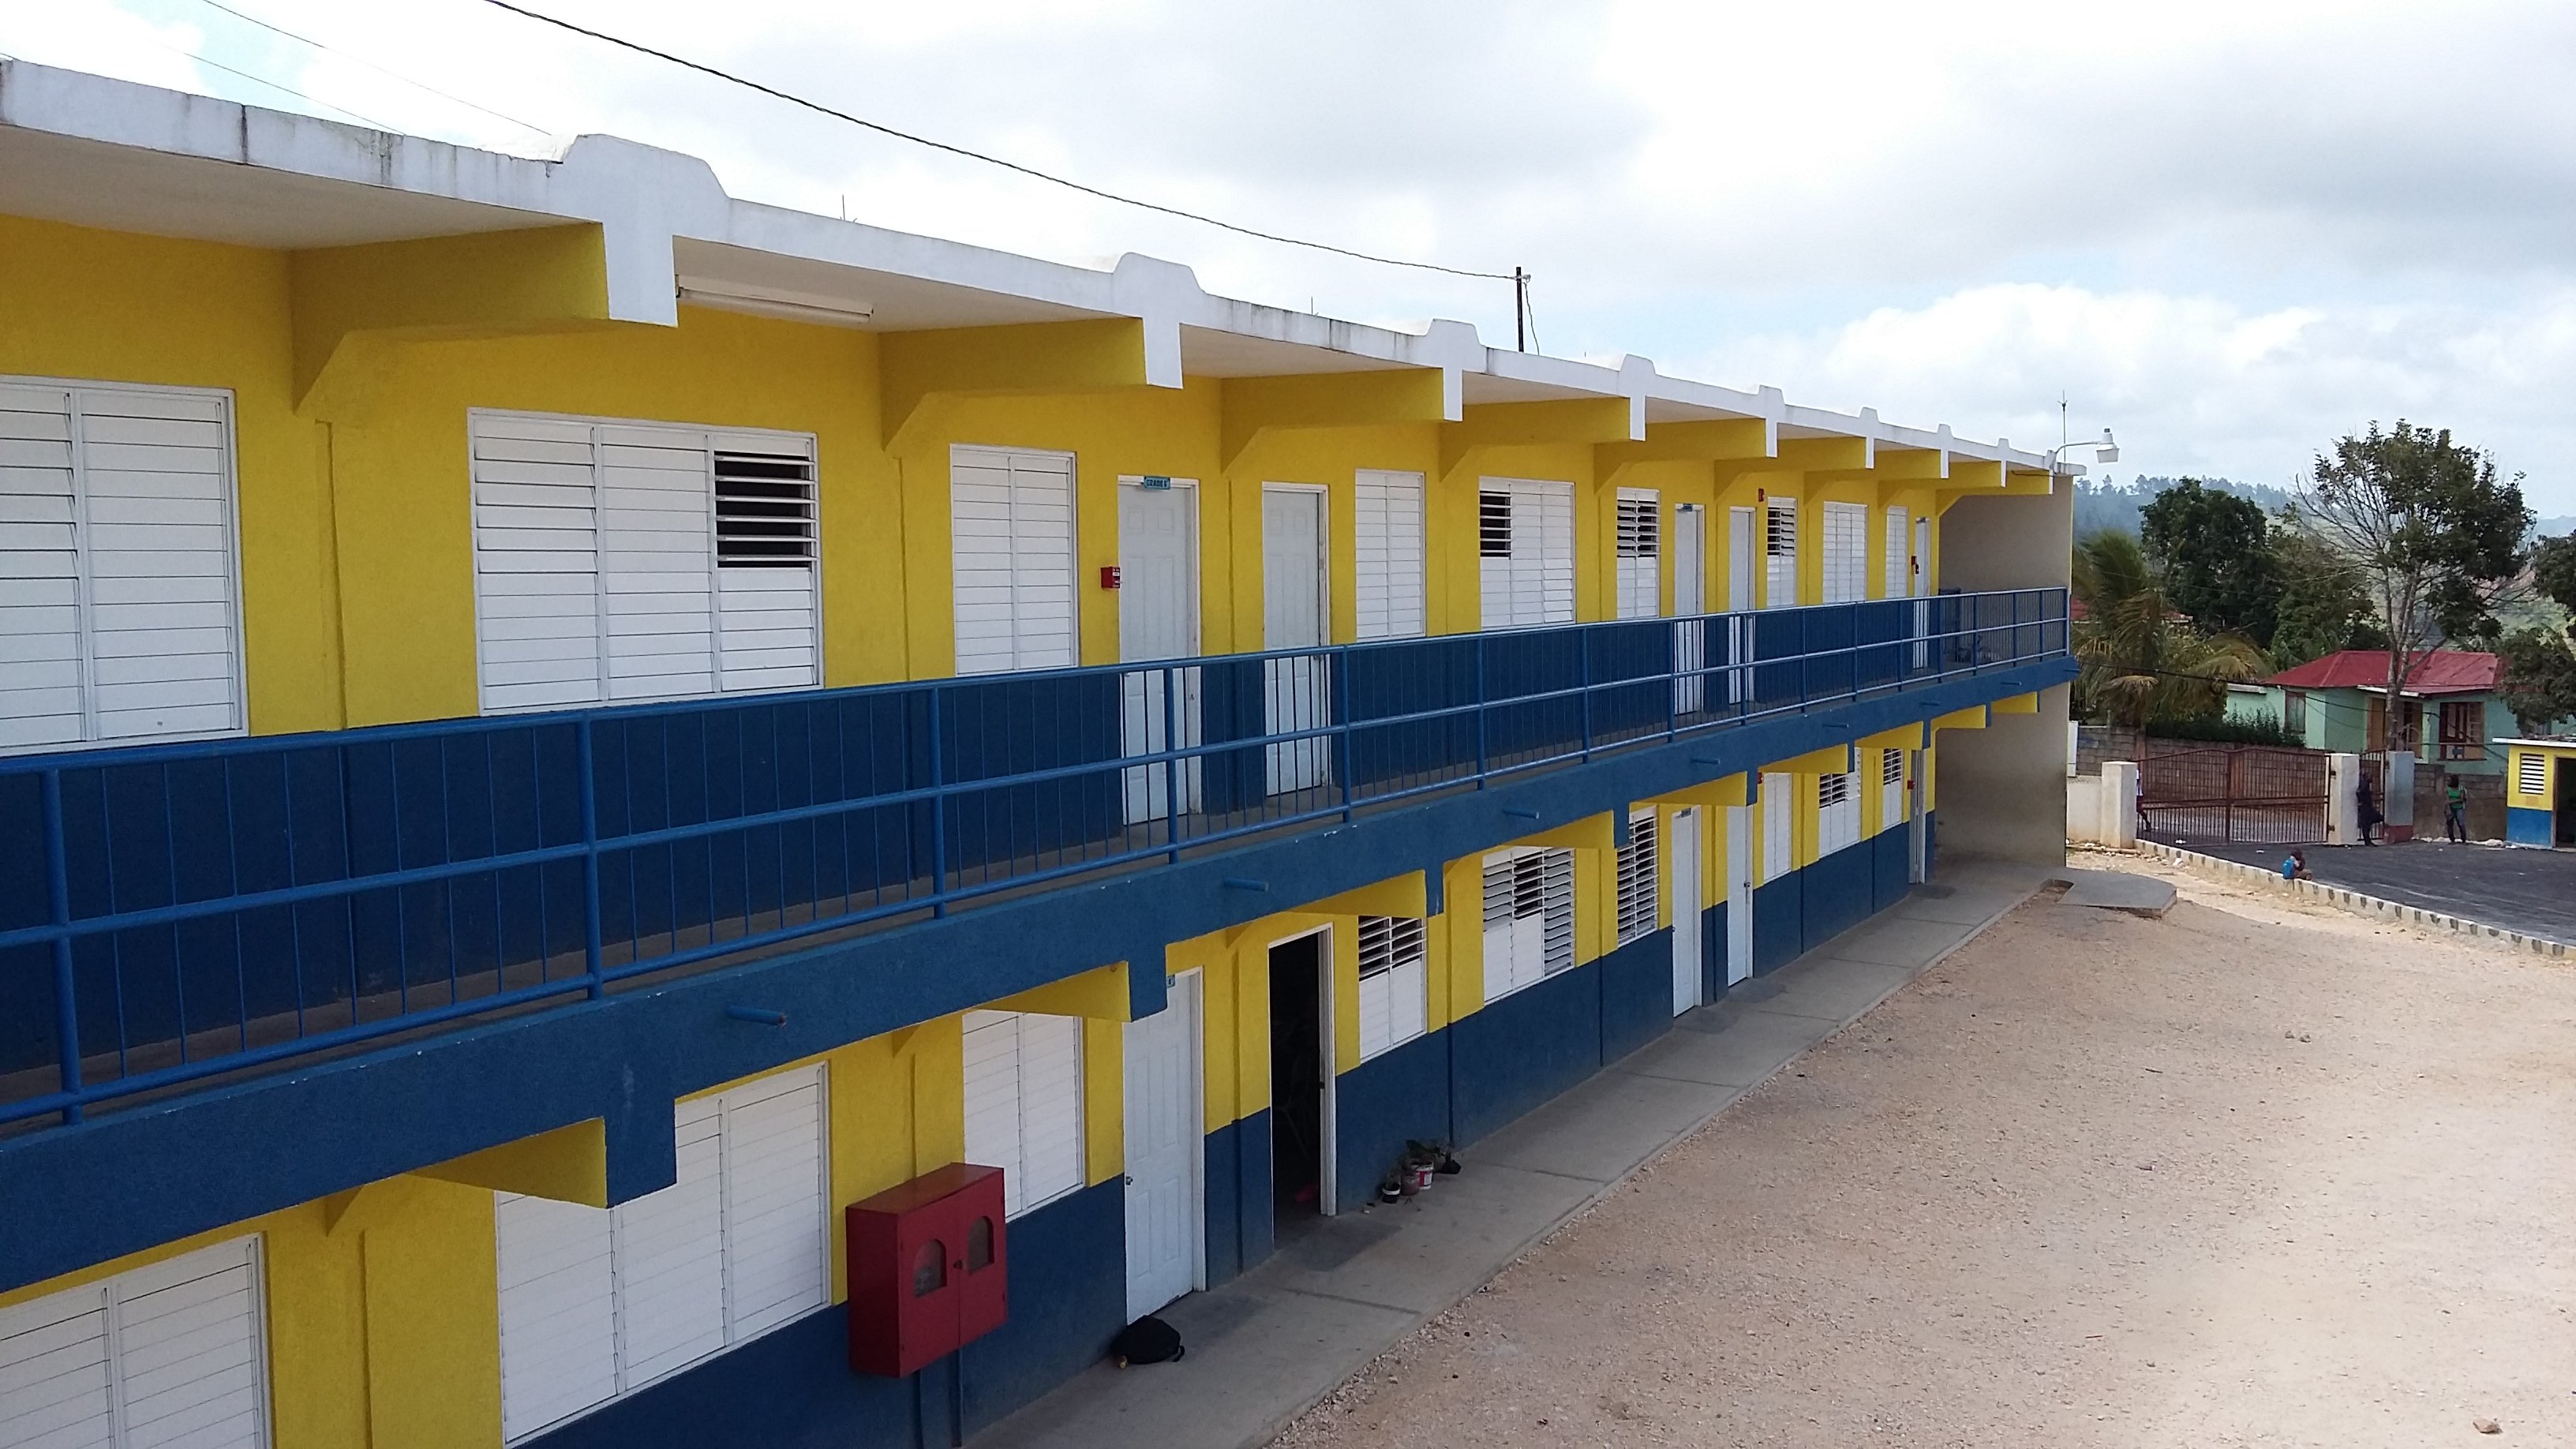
[2072,530,2270,727]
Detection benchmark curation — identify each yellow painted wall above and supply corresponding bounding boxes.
[314,306,897,724]
[0,214,338,734]
[1227,424,1442,649]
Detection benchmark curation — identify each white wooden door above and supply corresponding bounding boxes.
[1726,505,1755,706]
[1671,504,1706,716]
[1123,971,1202,1320]
[1263,486,1330,795]
[1118,481,1200,825]
[1670,807,1702,1014]
[1724,803,1753,986]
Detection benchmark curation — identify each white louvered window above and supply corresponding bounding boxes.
[0,378,244,752]
[1819,771,1861,856]
[0,1237,269,1449]
[1884,507,1910,600]
[1881,748,1906,828]
[1353,469,1425,642]
[1615,807,1660,944]
[1477,477,1574,629]
[961,1010,1087,1219]
[470,411,821,713]
[1763,496,1798,610]
[1761,771,1794,883]
[1480,846,1575,1002]
[1614,489,1661,620]
[2518,751,2546,797]
[1822,501,1867,605]
[494,1065,829,1445]
[1354,914,1428,1061]
[952,445,1076,676]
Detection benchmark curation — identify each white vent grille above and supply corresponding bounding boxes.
[1616,809,1660,944]
[1819,770,1861,856]
[1884,507,1910,599]
[1822,501,1867,604]
[1355,913,1428,1060]
[0,1237,270,1449]
[713,451,817,567]
[0,380,245,752]
[961,1010,1087,1219]
[494,1065,829,1445]
[1615,489,1660,620]
[1480,846,1576,1002]
[1763,496,1798,609]
[2518,751,2547,796]
[1354,470,1426,641]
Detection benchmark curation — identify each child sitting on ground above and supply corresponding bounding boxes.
[2280,849,2308,882]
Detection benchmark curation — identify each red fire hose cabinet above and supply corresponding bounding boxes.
[846,1163,1008,1376]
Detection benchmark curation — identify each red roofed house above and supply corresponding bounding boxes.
[2226,649,2570,840]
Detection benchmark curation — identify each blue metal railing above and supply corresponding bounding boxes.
[0,588,2065,1128]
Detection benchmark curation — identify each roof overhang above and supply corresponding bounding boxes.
[0,57,2054,468]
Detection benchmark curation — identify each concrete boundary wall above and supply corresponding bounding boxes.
[2131,842,2570,959]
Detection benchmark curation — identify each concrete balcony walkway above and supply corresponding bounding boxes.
[978,856,2051,1449]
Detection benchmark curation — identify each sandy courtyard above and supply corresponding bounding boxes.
[1275,860,2576,1447]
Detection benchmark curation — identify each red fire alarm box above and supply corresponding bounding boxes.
[1099,565,1121,590]
[847,1163,1008,1376]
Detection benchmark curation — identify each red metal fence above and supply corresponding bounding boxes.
[2139,744,2330,843]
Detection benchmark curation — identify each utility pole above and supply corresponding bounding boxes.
[1515,268,1528,352]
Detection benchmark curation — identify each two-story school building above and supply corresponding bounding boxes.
[0,61,2076,1449]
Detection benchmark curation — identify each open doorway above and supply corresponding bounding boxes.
[1267,929,1333,1234]
[2558,758,2576,847]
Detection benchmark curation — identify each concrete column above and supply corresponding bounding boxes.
[2066,721,2080,777]
[2326,753,2361,844]
[2103,760,2139,848]
[2382,751,2416,840]
[1935,681,2073,866]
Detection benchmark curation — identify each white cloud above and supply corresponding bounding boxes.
[1712,284,2576,507]
[7,0,2575,508]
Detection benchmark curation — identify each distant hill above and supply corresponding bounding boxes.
[2073,477,2293,541]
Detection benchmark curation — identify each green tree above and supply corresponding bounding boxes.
[2139,479,2283,644]
[2268,526,2386,666]
[2293,421,2529,747]
[2071,530,2270,728]
[2497,533,2576,732]
[2496,628,2576,734]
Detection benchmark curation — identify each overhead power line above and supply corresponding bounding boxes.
[191,0,555,140]
[475,0,1518,285]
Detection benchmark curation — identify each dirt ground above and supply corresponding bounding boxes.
[1275,859,2576,1447]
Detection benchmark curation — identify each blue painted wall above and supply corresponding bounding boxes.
[2507,806,2555,848]
[1870,826,1911,912]
[1799,843,1874,949]
[1596,930,1675,1065]
[526,1177,1124,1449]
[1751,873,1803,975]
[1450,962,1602,1145]
[1202,1110,1274,1285]
[0,661,2067,1298]
[1330,1029,1451,1213]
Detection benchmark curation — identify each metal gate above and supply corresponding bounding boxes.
[2139,744,2329,843]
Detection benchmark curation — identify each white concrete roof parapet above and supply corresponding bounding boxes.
[0,57,2054,470]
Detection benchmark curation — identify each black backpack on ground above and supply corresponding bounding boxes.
[1110,1314,1185,1366]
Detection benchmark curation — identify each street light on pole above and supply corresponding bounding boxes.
[2047,426,2120,476]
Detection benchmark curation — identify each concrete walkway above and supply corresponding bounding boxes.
[977,857,2050,1449]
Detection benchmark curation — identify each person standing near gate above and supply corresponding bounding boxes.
[2357,770,2382,846]
[2443,775,2469,844]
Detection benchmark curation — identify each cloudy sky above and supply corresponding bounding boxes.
[8,0,2574,512]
